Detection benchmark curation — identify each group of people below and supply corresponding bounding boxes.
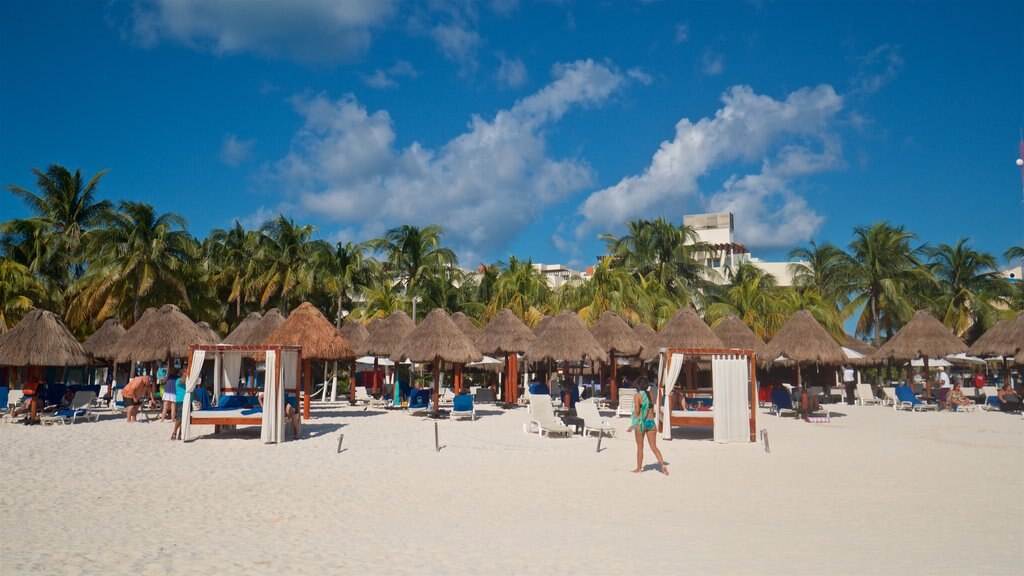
[9,381,77,425]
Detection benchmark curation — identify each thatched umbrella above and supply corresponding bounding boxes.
[840,333,878,366]
[968,313,1024,392]
[525,311,608,406]
[196,321,221,344]
[762,310,846,388]
[0,309,90,367]
[713,316,766,356]
[633,323,658,360]
[221,312,263,345]
[873,309,967,397]
[392,308,482,417]
[532,315,553,336]
[339,320,370,403]
[248,308,286,345]
[82,318,127,396]
[452,312,482,341]
[262,302,355,418]
[117,304,218,364]
[360,310,415,397]
[590,311,641,402]
[476,309,537,403]
[644,307,724,390]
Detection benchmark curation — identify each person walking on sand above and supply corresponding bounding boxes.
[626,377,668,476]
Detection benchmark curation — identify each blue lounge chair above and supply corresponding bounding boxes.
[408,389,431,415]
[894,385,938,412]
[451,394,475,420]
[770,388,798,418]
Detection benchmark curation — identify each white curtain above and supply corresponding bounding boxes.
[261,350,283,444]
[180,350,207,442]
[712,355,750,443]
[660,352,685,439]
[220,351,242,398]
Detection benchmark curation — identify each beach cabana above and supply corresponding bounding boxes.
[967,312,1024,391]
[761,310,846,388]
[116,304,219,366]
[873,310,967,398]
[524,311,608,407]
[0,309,91,389]
[713,316,766,357]
[196,321,221,344]
[82,318,127,389]
[339,320,370,403]
[590,311,641,402]
[451,312,482,393]
[180,344,301,443]
[359,311,415,399]
[261,302,354,419]
[633,322,658,363]
[476,309,536,403]
[221,312,262,345]
[392,308,482,417]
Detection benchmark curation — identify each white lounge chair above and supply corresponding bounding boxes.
[616,389,635,418]
[355,386,389,408]
[527,395,573,437]
[856,384,883,405]
[576,399,615,437]
[882,386,898,408]
[439,388,456,406]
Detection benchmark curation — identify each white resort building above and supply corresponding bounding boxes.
[684,212,796,286]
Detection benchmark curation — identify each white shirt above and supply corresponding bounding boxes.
[842,368,855,383]
[938,372,951,388]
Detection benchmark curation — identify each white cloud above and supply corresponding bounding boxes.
[851,44,904,95]
[701,49,724,76]
[627,67,653,86]
[219,133,255,166]
[489,0,520,17]
[362,60,418,89]
[674,22,689,43]
[496,54,528,89]
[267,60,626,260]
[130,0,396,64]
[577,84,844,249]
[431,22,481,71]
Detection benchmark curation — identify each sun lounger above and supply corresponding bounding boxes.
[450,394,475,420]
[407,389,431,416]
[769,389,798,418]
[616,388,635,418]
[40,391,99,425]
[474,388,497,404]
[576,399,615,437]
[856,384,883,405]
[894,385,938,412]
[439,388,456,406]
[881,386,898,407]
[527,395,573,437]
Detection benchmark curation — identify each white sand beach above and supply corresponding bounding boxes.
[3,402,1022,576]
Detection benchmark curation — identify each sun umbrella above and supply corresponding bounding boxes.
[761,310,846,388]
[476,309,537,403]
[873,309,967,397]
[590,311,641,402]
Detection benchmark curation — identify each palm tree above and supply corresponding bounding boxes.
[788,240,849,314]
[206,221,260,320]
[560,257,648,326]
[361,276,405,319]
[488,256,553,324]
[1004,246,1024,311]
[705,262,788,341]
[370,224,457,296]
[72,201,193,324]
[841,222,931,347]
[317,240,375,327]
[252,216,323,311]
[926,239,1009,338]
[0,257,45,332]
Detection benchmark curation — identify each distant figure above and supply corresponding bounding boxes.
[937,367,952,388]
[258,390,300,438]
[122,375,154,423]
[22,379,46,425]
[842,366,856,405]
[948,382,974,411]
[161,369,179,422]
[973,370,986,391]
[627,378,668,476]
[997,383,1022,413]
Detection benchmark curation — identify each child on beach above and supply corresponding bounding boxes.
[626,378,668,476]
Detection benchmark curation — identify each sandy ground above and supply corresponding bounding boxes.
[1,400,1021,576]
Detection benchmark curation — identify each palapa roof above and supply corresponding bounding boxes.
[713,316,766,356]
[451,312,482,341]
[221,312,262,345]
[532,315,553,336]
[117,304,218,363]
[360,310,415,358]
[261,302,354,360]
[590,311,641,357]
[841,333,877,357]
[761,310,846,366]
[82,318,127,361]
[642,307,724,360]
[391,308,482,364]
[968,313,1024,359]
[196,321,221,344]
[524,311,609,363]
[0,309,90,366]
[339,320,369,353]
[873,309,967,361]
[247,308,286,346]
[633,323,658,357]
[476,309,536,355]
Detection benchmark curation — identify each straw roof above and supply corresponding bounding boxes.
[391,308,482,364]
[0,309,90,366]
[590,311,641,357]
[451,312,482,341]
[762,310,846,366]
[873,309,967,361]
[360,310,415,358]
[261,302,354,360]
[633,323,657,357]
[532,315,552,336]
[354,317,384,356]
[82,318,127,362]
[713,316,766,356]
[247,308,286,346]
[221,312,262,345]
[476,309,536,355]
[968,313,1024,359]
[196,321,221,344]
[524,311,609,363]
[642,307,724,360]
[117,304,218,363]
[841,333,877,357]
[339,320,369,354]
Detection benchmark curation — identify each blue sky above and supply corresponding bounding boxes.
[2,0,1022,271]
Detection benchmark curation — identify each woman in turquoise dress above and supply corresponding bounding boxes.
[627,378,668,476]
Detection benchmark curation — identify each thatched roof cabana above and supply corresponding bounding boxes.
[590,311,642,357]
[840,333,878,366]
[361,310,415,359]
[82,318,127,362]
[0,309,89,366]
[117,304,218,363]
[642,307,723,361]
[476,309,536,356]
[261,302,354,360]
[712,316,765,356]
[339,320,369,353]
[221,312,262,345]
[196,322,221,344]
[532,315,552,336]
[968,313,1024,360]
[247,308,286,346]
[633,323,657,359]
[525,311,609,364]
[393,308,482,416]
[761,310,845,387]
[873,309,967,397]
[451,312,482,342]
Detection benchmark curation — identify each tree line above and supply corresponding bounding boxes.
[2,164,1021,346]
